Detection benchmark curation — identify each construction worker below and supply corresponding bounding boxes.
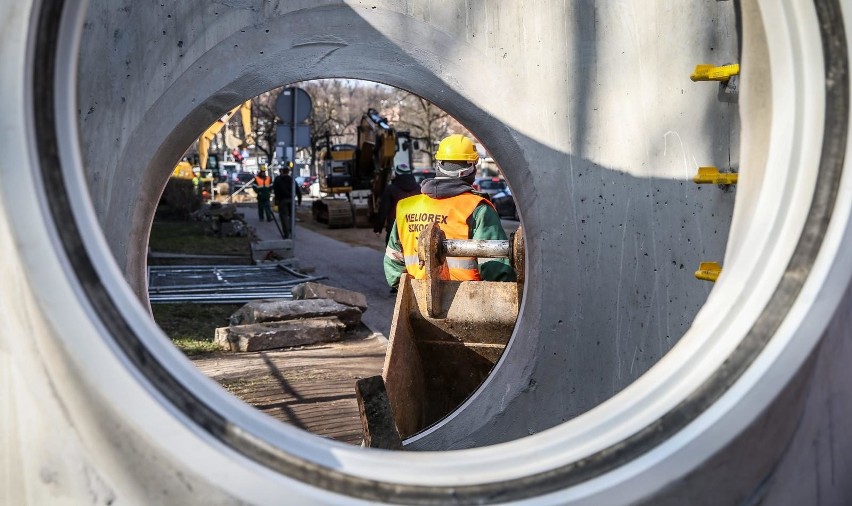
[273,165,302,238]
[252,165,274,222]
[384,134,516,290]
[191,170,201,197]
[374,163,421,245]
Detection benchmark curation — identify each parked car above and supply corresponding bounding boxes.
[490,187,518,220]
[473,177,508,199]
[296,176,316,193]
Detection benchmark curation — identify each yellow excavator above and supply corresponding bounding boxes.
[312,108,418,228]
[171,100,254,182]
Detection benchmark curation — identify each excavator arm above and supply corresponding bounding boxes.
[197,99,253,170]
[239,99,253,147]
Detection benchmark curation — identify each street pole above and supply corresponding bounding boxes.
[291,89,297,241]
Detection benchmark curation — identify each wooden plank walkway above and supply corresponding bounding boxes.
[192,331,387,445]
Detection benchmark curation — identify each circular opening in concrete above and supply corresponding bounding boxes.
[73,0,745,457]
[16,0,848,502]
[146,79,525,445]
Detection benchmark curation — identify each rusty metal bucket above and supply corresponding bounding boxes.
[373,223,525,440]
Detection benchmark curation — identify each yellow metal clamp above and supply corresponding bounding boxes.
[695,262,722,282]
[693,166,738,185]
[690,63,740,82]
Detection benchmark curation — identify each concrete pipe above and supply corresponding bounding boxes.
[1,0,851,504]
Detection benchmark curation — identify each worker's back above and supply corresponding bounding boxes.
[385,176,516,287]
[375,173,421,237]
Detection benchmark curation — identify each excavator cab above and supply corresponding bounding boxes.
[312,109,418,229]
[320,145,357,194]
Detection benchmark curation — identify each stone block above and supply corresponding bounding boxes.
[291,282,368,312]
[215,317,345,352]
[220,220,247,237]
[208,202,237,221]
[229,298,362,328]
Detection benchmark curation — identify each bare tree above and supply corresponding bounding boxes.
[302,80,353,145]
[299,80,397,167]
[302,80,397,141]
[243,80,466,170]
[251,91,278,162]
[382,90,468,166]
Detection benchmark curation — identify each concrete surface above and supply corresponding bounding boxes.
[215,318,346,352]
[228,295,363,328]
[2,0,852,504]
[291,281,369,313]
[76,0,740,442]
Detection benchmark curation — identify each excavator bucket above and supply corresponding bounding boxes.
[360,223,524,442]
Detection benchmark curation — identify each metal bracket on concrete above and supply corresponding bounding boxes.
[693,166,739,187]
[690,63,740,82]
[691,63,740,102]
[695,261,722,282]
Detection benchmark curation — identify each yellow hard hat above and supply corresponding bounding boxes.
[435,134,479,162]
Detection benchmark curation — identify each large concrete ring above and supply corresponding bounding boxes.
[1,0,851,504]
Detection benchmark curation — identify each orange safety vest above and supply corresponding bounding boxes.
[396,193,493,281]
[254,174,271,187]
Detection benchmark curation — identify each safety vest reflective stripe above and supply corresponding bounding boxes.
[385,247,404,262]
[396,192,492,281]
[447,257,479,270]
[403,255,477,272]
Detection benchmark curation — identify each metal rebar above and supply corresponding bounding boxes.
[148,279,325,294]
[149,293,295,304]
[442,239,511,258]
[146,263,326,303]
[149,273,320,285]
[147,264,290,272]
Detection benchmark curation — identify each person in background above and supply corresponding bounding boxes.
[373,163,421,245]
[252,165,274,222]
[273,165,302,238]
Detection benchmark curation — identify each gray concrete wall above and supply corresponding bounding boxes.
[5,0,852,503]
[77,1,739,446]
